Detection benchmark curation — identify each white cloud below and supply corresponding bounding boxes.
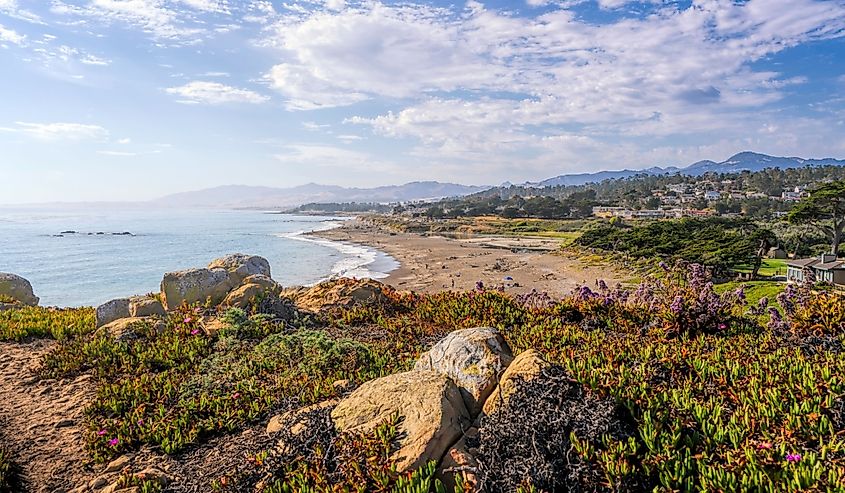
[117,137,132,144]
[179,0,230,14]
[273,144,397,173]
[0,24,26,45]
[98,150,137,156]
[51,0,202,40]
[0,0,42,23]
[165,81,270,104]
[80,53,111,66]
[4,122,109,140]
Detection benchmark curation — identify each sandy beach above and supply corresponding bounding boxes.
[311,219,629,298]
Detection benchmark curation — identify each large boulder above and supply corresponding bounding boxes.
[160,268,235,310]
[288,279,391,312]
[96,298,130,328]
[242,274,282,294]
[331,370,470,472]
[97,317,165,342]
[222,283,266,309]
[482,349,551,415]
[207,254,271,285]
[129,295,166,318]
[0,273,39,306]
[415,327,514,416]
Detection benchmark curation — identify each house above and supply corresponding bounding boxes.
[781,191,802,201]
[704,191,722,201]
[786,254,845,286]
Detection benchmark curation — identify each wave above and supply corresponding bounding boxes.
[278,220,398,283]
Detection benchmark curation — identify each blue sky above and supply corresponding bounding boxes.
[0,0,844,203]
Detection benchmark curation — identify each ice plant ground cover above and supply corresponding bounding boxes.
[1,264,844,491]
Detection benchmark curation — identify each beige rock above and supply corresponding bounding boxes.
[0,272,38,306]
[207,254,271,285]
[104,455,130,473]
[202,317,229,338]
[415,327,514,416]
[128,295,165,317]
[222,283,266,309]
[438,428,479,492]
[242,274,282,294]
[96,298,130,328]
[134,466,169,486]
[482,349,550,416]
[97,317,164,342]
[331,370,470,472]
[160,267,234,310]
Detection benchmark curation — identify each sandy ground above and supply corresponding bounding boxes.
[311,220,628,298]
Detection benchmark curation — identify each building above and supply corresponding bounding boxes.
[704,191,722,201]
[786,254,845,286]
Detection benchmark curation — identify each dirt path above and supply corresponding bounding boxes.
[0,340,96,492]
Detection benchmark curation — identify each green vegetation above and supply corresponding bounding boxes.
[789,180,845,256]
[0,305,95,341]
[0,446,17,493]
[4,264,845,491]
[733,259,788,277]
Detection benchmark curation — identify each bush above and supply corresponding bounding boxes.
[0,306,95,341]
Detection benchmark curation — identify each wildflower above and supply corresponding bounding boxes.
[97,429,108,436]
[108,437,119,447]
[718,323,727,330]
[670,295,684,314]
[184,316,193,324]
[190,329,200,336]
[658,261,669,271]
[232,392,241,400]
[758,297,769,309]
[475,280,484,291]
[757,442,772,450]
[137,419,144,426]
[785,453,802,462]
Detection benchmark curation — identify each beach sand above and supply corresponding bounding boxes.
[311,219,629,298]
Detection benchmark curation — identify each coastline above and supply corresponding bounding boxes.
[308,217,629,298]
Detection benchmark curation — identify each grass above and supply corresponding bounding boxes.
[715,281,786,306]
[733,259,789,277]
[0,306,95,341]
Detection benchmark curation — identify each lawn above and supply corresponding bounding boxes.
[733,258,788,277]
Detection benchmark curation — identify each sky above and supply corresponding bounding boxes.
[0,0,844,203]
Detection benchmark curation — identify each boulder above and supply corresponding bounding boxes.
[331,370,470,472]
[482,349,551,415]
[0,273,39,306]
[415,327,514,416]
[160,268,234,310]
[97,317,165,342]
[201,317,228,338]
[242,274,282,294]
[96,298,130,328]
[128,295,165,317]
[207,254,271,285]
[290,279,391,312]
[222,283,267,309]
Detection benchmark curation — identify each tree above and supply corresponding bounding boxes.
[788,180,845,257]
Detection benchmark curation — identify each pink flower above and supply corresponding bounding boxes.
[108,437,119,447]
[190,329,200,336]
[786,453,802,462]
[757,442,772,450]
[718,323,727,330]
[232,392,241,400]
[97,429,108,436]
[137,419,144,426]
[184,316,193,324]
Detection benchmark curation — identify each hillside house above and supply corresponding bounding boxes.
[787,254,845,286]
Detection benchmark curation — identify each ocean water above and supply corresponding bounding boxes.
[0,207,397,307]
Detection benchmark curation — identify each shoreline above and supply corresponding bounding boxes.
[308,218,629,298]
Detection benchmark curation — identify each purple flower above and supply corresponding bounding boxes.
[108,437,119,447]
[475,280,484,291]
[670,296,684,314]
[97,429,108,436]
[137,419,144,426]
[658,261,669,271]
[183,316,193,324]
[190,329,200,336]
[786,453,802,462]
[718,323,727,330]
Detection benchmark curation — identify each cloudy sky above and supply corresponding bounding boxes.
[1,0,844,203]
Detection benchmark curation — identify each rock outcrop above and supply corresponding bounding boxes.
[96,298,131,328]
[331,370,470,472]
[128,295,165,318]
[97,317,165,342]
[207,254,271,285]
[415,327,514,416]
[482,349,550,415]
[285,279,391,312]
[160,267,235,310]
[0,272,39,306]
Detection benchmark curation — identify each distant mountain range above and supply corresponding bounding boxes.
[151,152,845,209]
[531,152,845,187]
[154,181,488,209]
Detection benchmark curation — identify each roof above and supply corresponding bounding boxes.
[787,258,845,271]
[787,258,819,268]
[816,261,845,271]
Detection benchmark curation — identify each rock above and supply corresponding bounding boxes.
[97,317,164,342]
[0,303,17,312]
[160,267,234,310]
[222,283,266,309]
[201,317,229,338]
[289,279,392,312]
[242,274,282,294]
[104,455,130,473]
[96,298,130,328]
[207,254,271,285]
[482,349,551,416]
[332,379,352,393]
[128,295,165,317]
[415,327,514,416]
[0,272,39,306]
[267,400,338,435]
[331,370,470,472]
[134,466,169,486]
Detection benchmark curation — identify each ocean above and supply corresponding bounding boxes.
[0,207,397,307]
